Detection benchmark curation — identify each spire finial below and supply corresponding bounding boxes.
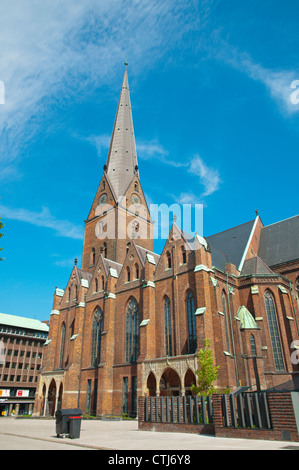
[124,58,128,67]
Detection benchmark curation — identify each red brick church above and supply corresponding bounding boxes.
[34,66,299,417]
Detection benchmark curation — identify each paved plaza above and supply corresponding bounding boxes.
[0,417,299,451]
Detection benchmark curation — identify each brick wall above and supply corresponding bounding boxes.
[138,393,299,443]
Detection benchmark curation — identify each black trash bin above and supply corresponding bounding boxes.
[69,416,82,439]
[55,408,82,437]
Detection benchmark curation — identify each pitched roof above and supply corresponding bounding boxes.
[258,215,299,267]
[76,267,92,284]
[135,244,161,266]
[240,256,274,276]
[103,258,123,278]
[206,220,256,271]
[106,66,138,198]
[0,313,49,332]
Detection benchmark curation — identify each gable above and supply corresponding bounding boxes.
[87,173,117,222]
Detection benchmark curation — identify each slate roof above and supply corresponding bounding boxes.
[135,244,161,266]
[240,256,274,276]
[258,215,299,267]
[103,258,123,277]
[206,220,255,271]
[76,268,93,284]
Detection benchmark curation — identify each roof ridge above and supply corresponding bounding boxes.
[206,219,255,238]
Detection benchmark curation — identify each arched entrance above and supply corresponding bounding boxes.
[48,379,57,416]
[159,368,181,396]
[184,368,196,396]
[147,372,156,396]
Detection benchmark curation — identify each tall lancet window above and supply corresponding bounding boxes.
[58,323,66,369]
[164,297,172,356]
[264,291,285,371]
[186,291,197,354]
[222,291,231,354]
[91,308,104,367]
[125,297,139,363]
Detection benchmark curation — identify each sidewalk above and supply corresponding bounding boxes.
[0,417,299,451]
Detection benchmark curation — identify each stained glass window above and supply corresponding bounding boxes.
[91,308,103,367]
[264,291,284,371]
[186,291,197,354]
[164,297,172,356]
[125,298,139,363]
[222,291,231,353]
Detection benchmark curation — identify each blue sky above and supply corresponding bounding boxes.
[0,0,299,321]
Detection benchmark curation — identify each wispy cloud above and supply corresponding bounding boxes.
[188,155,220,197]
[0,0,214,177]
[88,133,221,200]
[0,205,83,240]
[210,40,299,115]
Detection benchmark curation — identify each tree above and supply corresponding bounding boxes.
[0,216,4,261]
[191,338,220,397]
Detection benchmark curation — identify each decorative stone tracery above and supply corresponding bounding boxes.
[142,355,197,396]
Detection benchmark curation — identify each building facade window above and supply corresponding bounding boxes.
[125,298,139,363]
[264,290,285,371]
[186,291,197,354]
[181,246,187,264]
[166,251,171,269]
[134,264,139,280]
[126,267,131,282]
[222,291,231,354]
[58,323,65,369]
[250,334,257,357]
[91,308,104,367]
[91,247,96,265]
[164,297,172,356]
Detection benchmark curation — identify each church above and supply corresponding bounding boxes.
[33,66,299,418]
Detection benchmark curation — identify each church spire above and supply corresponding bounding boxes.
[105,66,139,198]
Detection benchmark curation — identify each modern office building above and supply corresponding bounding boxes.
[0,313,49,416]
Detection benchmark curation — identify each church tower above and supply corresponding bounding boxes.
[82,65,154,270]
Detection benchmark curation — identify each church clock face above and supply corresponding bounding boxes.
[99,193,107,205]
[132,194,140,206]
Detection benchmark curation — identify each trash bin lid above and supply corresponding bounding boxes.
[55,408,82,418]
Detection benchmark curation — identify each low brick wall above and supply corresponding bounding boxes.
[138,392,299,443]
[212,393,299,443]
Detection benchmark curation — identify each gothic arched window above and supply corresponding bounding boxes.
[58,323,66,369]
[181,245,187,264]
[91,308,104,367]
[91,247,96,265]
[135,264,139,280]
[222,291,231,354]
[164,297,172,356]
[264,290,285,371]
[166,251,172,269]
[125,298,139,363]
[186,291,197,354]
[250,334,257,357]
[103,242,107,258]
